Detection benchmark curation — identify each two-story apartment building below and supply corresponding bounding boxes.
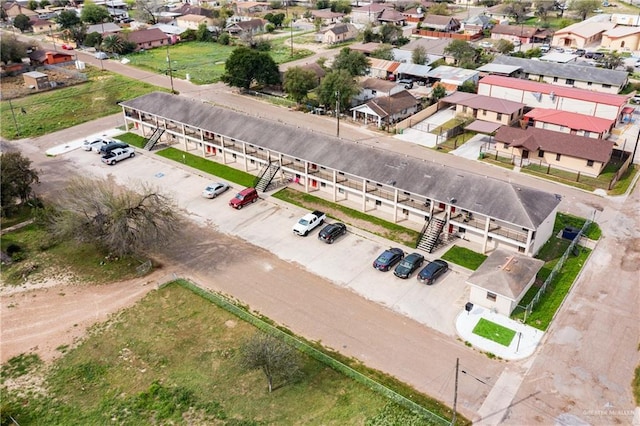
[120,92,561,257]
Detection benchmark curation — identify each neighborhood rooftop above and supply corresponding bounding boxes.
[121,92,561,229]
[442,92,525,114]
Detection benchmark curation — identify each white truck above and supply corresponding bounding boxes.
[292,210,326,236]
[101,147,135,165]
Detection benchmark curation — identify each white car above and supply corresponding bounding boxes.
[82,137,109,151]
[101,147,135,165]
[95,52,108,60]
[202,182,230,199]
[479,41,493,49]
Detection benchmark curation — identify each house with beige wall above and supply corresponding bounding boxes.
[523,109,614,139]
[316,23,358,45]
[441,92,525,126]
[176,14,215,30]
[493,126,614,177]
[551,20,615,48]
[601,26,640,52]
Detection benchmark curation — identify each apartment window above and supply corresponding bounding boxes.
[375,199,382,206]
[556,153,561,161]
[538,150,544,158]
[603,84,611,89]
[402,208,409,214]
[503,143,509,149]
[518,246,525,253]
[486,292,497,302]
[566,79,575,85]
[482,110,487,116]
[338,187,344,194]
[496,113,503,120]
[371,90,377,95]
[462,106,467,113]
[587,81,593,86]
[584,131,590,138]
[587,159,594,167]
[553,77,558,82]
[321,182,326,187]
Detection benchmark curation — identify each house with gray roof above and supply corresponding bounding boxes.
[120,92,561,256]
[484,55,628,94]
[350,90,420,127]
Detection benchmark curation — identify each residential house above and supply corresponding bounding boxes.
[610,13,640,26]
[399,37,456,64]
[401,7,424,23]
[539,52,579,64]
[493,126,614,176]
[601,25,640,52]
[349,42,388,56]
[490,24,548,45]
[350,3,387,25]
[121,91,561,256]
[483,56,628,94]
[421,15,460,32]
[478,75,630,121]
[311,9,345,25]
[176,14,215,30]
[86,22,123,35]
[3,2,37,20]
[150,23,189,42]
[462,14,491,35]
[124,28,170,51]
[367,57,401,80]
[395,63,432,84]
[299,62,326,85]
[441,92,525,126]
[483,4,513,22]
[233,1,270,16]
[353,78,404,104]
[466,250,545,315]
[315,23,358,44]
[426,65,479,90]
[523,109,614,139]
[377,8,407,26]
[551,20,615,49]
[226,18,267,36]
[351,90,420,127]
[30,18,55,34]
[170,4,216,18]
[28,50,73,65]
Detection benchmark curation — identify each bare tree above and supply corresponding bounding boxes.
[47,177,181,257]
[239,334,301,392]
[134,0,164,24]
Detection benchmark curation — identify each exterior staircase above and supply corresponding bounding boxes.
[416,213,447,253]
[144,128,165,151]
[253,160,280,192]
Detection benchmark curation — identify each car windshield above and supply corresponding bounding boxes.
[399,260,412,268]
[378,253,392,262]
[206,186,215,192]
[298,219,309,226]
[235,194,244,200]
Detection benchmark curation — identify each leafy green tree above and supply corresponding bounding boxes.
[40,0,51,7]
[270,0,282,8]
[332,47,369,76]
[101,34,124,53]
[431,84,446,102]
[429,3,450,15]
[264,12,285,27]
[284,66,319,104]
[370,44,394,60]
[239,334,301,393]
[218,32,230,45]
[444,39,479,67]
[317,0,330,8]
[26,0,38,10]
[525,47,542,58]
[331,0,351,13]
[222,46,280,89]
[266,23,275,33]
[379,24,402,44]
[495,39,514,54]
[598,52,623,69]
[504,0,528,23]
[362,26,378,43]
[195,22,211,41]
[570,0,599,20]
[458,80,477,93]
[63,25,86,45]
[1,152,39,217]
[0,38,29,63]
[13,14,32,32]
[412,45,427,65]
[80,1,110,24]
[47,177,181,257]
[84,31,102,47]
[56,9,81,29]
[317,69,360,111]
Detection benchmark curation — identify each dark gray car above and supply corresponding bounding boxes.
[99,141,129,156]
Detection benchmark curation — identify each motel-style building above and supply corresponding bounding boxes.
[120,92,561,256]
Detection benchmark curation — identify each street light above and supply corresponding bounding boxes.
[335,90,340,138]
[166,43,175,94]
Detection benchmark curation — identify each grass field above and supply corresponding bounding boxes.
[472,318,516,347]
[441,246,487,271]
[123,40,314,85]
[0,68,163,140]
[0,282,454,425]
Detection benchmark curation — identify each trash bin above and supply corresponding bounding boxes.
[562,226,580,240]
[479,152,485,159]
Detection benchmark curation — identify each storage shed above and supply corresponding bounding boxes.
[23,71,49,90]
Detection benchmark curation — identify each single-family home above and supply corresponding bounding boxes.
[226,18,267,36]
[350,3,387,25]
[353,78,404,104]
[551,20,616,49]
[601,25,640,52]
[311,9,345,25]
[483,4,513,22]
[483,55,628,94]
[399,37,456,64]
[466,250,545,315]
[28,50,74,65]
[462,14,492,35]
[490,24,548,45]
[170,4,216,18]
[377,8,407,26]
[124,28,170,51]
[349,42,389,56]
[150,23,189,42]
[493,126,614,176]
[2,1,37,20]
[30,18,56,34]
[315,23,358,45]
[350,90,420,127]
[176,14,215,30]
[478,75,630,121]
[86,22,123,35]
[523,109,614,139]
[421,15,460,32]
[401,7,424,23]
[367,57,401,80]
[441,92,525,126]
[233,1,271,15]
[121,91,562,256]
[426,65,479,90]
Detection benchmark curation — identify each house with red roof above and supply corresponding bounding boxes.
[478,75,630,121]
[367,57,401,80]
[493,126,614,177]
[124,28,170,51]
[524,109,614,139]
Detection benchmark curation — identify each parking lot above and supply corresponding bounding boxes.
[62,138,472,337]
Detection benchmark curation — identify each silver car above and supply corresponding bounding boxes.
[82,137,109,151]
[202,182,230,199]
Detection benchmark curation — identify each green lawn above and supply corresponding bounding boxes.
[0,282,458,425]
[123,40,313,85]
[472,318,516,347]
[441,246,487,270]
[0,68,163,140]
[113,132,147,148]
[553,212,602,241]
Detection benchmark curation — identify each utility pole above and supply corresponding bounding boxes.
[335,90,340,138]
[166,43,175,94]
[7,99,20,137]
[451,358,459,426]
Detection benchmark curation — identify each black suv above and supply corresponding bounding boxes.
[99,141,129,156]
[318,222,347,244]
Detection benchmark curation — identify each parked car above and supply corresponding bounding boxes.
[98,141,129,156]
[95,51,108,60]
[373,248,404,272]
[540,44,551,53]
[575,48,586,56]
[632,95,640,104]
[293,210,326,236]
[397,79,413,89]
[61,44,74,50]
[393,252,425,279]
[318,222,347,244]
[101,147,135,165]
[202,182,230,199]
[83,137,110,152]
[229,187,258,209]
[479,41,493,49]
[416,260,449,285]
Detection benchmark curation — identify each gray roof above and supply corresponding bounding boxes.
[120,92,561,229]
[491,55,628,87]
[467,249,545,299]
